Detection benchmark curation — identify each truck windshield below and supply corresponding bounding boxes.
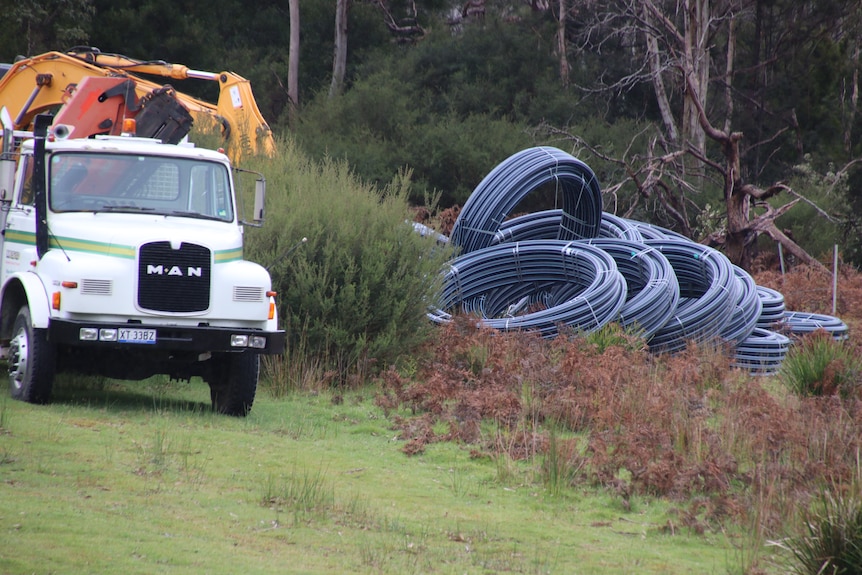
[48,152,234,222]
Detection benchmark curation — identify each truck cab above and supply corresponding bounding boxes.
[0,116,284,416]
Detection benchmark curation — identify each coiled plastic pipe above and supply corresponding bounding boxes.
[783,311,849,340]
[450,147,603,254]
[642,240,740,353]
[720,266,762,344]
[427,240,627,338]
[576,238,679,339]
[732,328,791,375]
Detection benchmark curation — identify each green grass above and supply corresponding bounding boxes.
[0,377,779,574]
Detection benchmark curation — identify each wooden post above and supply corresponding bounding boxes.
[833,245,838,315]
[778,243,785,275]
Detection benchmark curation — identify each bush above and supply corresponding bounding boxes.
[779,333,862,399]
[242,138,453,382]
[782,486,862,575]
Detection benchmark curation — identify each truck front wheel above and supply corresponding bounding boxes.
[8,306,56,404]
[206,351,259,416]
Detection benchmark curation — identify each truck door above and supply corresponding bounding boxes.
[2,153,38,286]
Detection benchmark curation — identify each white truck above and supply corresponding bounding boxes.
[0,110,284,416]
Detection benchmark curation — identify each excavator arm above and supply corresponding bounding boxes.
[0,48,275,160]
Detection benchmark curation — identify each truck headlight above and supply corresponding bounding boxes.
[79,328,99,341]
[230,334,249,347]
[99,329,118,342]
[249,336,267,349]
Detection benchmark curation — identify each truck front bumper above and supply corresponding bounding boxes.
[49,319,286,354]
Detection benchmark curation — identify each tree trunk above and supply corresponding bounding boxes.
[330,0,350,98]
[557,0,569,87]
[288,0,300,129]
[845,41,860,156]
[641,4,678,144]
[682,0,709,155]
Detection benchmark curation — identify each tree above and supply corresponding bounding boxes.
[288,0,301,127]
[330,0,350,97]
[367,0,427,41]
[557,0,569,86]
[564,0,859,269]
[0,0,94,58]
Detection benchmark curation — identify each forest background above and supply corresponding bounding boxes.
[4,0,862,268]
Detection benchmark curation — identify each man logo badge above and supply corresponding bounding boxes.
[147,265,203,277]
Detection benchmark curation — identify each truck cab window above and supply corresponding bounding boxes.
[47,152,233,221]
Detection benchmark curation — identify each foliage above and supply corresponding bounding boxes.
[730,1,859,180]
[294,14,575,207]
[242,137,453,380]
[74,0,391,121]
[0,0,94,57]
[579,321,647,355]
[753,262,862,319]
[293,75,541,206]
[779,333,862,399]
[781,484,862,575]
[841,163,862,268]
[297,76,534,205]
[768,157,847,259]
[405,16,560,123]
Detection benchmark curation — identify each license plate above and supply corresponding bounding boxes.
[118,328,157,344]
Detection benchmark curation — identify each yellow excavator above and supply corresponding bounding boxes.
[0,47,276,161]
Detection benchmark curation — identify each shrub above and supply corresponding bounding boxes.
[782,486,862,575]
[242,138,453,382]
[779,333,862,399]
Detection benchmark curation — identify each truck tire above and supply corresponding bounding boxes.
[8,305,56,404]
[207,351,259,417]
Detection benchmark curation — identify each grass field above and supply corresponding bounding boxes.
[0,376,766,575]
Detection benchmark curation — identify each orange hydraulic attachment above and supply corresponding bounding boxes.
[51,76,193,145]
[0,48,275,160]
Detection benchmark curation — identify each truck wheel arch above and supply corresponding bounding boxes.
[1,274,51,339]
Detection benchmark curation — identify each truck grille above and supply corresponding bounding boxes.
[137,241,211,312]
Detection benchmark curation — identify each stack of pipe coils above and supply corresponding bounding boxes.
[428,146,849,374]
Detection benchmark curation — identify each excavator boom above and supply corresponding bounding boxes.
[0,48,275,160]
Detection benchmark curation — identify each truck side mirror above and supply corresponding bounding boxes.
[1,158,16,202]
[0,107,14,201]
[235,167,266,228]
[253,177,265,224]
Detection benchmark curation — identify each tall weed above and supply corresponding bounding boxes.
[780,333,862,398]
[780,481,862,574]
